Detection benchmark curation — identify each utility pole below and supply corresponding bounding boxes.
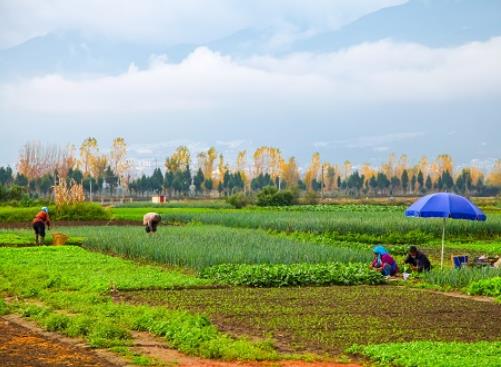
[321,165,324,199]
[89,178,93,202]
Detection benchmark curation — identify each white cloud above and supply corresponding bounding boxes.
[0,0,405,49]
[313,141,329,148]
[1,38,501,117]
[314,132,425,150]
[341,132,425,149]
[216,140,247,149]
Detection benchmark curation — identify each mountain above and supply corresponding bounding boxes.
[1,0,501,80]
[294,0,501,52]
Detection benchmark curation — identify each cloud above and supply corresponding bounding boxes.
[216,140,247,149]
[2,38,501,119]
[314,132,425,151]
[0,0,405,49]
[313,141,329,148]
[340,132,426,149]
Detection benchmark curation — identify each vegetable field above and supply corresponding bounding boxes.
[112,206,501,242]
[1,203,500,367]
[64,225,372,269]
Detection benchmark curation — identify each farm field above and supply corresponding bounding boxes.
[1,203,501,366]
[110,206,501,243]
[3,1,501,365]
[63,225,372,269]
[119,286,501,354]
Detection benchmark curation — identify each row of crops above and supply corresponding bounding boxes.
[63,225,372,271]
[112,206,501,242]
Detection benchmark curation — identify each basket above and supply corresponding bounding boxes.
[52,233,69,246]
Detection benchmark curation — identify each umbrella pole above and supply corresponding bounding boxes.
[441,218,446,269]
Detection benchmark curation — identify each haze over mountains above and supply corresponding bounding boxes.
[2,0,500,80]
[1,0,500,171]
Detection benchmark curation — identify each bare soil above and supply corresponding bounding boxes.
[0,316,123,367]
[0,220,140,229]
[0,315,361,367]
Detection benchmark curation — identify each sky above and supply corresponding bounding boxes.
[1,0,500,174]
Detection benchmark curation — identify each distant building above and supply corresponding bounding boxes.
[151,195,166,204]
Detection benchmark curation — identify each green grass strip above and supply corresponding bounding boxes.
[348,341,501,367]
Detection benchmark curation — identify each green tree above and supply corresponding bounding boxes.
[194,168,205,194]
[401,169,409,194]
[417,171,424,192]
[0,167,13,186]
[425,176,433,192]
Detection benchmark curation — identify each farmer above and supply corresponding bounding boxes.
[404,246,431,272]
[33,207,51,245]
[370,245,398,276]
[143,212,161,234]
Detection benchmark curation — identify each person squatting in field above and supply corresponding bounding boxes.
[404,246,432,272]
[370,245,398,276]
[144,212,161,234]
[33,207,51,245]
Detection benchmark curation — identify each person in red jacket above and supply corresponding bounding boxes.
[33,207,51,245]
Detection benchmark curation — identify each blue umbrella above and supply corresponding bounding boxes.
[405,193,486,268]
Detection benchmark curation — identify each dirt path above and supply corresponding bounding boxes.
[0,316,125,367]
[401,286,497,303]
[1,315,362,367]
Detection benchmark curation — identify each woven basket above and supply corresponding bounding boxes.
[52,233,69,246]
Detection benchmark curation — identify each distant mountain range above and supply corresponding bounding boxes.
[1,0,500,80]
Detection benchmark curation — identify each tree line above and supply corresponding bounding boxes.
[1,138,500,201]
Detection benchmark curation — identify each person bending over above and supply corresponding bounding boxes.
[370,245,398,276]
[33,207,51,245]
[143,212,161,234]
[404,246,431,272]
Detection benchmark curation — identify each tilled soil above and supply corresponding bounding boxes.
[118,285,501,355]
[0,220,140,229]
[0,317,122,367]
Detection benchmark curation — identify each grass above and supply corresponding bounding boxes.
[348,341,501,367]
[0,246,280,360]
[0,229,84,247]
[63,225,372,270]
[119,286,501,355]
